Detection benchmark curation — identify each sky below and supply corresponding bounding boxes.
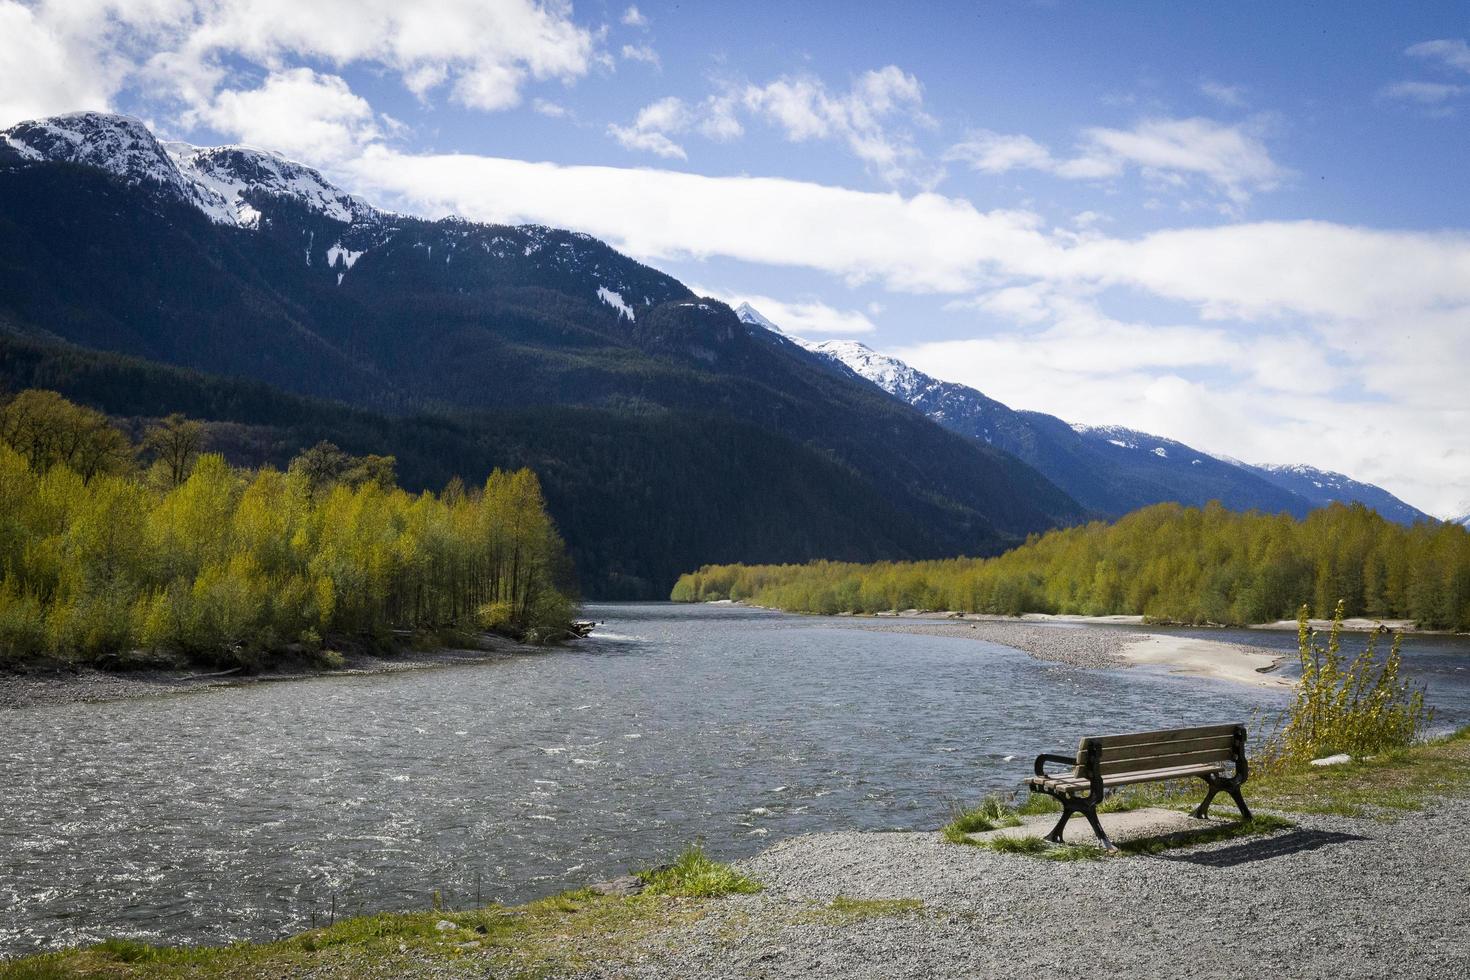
[1,0,1467,517]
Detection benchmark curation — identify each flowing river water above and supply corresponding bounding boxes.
[3,602,1468,955]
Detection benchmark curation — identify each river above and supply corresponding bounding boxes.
[2,602,1466,955]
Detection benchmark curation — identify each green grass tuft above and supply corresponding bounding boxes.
[979,835,1102,861]
[639,846,762,898]
[941,796,1023,842]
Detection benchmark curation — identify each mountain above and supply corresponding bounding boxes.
[2,112,378,228]
[786,327,1430,526]
[0,111,1087,595]
[1452,513,1470,528]
[734,302,783,333]
[801,337,1310,519]
[1235,463,1431,526]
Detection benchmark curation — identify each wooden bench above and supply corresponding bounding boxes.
[1026,723,1251,850]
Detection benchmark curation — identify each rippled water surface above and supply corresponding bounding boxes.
[3,603,1466,954]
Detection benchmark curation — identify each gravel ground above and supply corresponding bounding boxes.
[848,619,1136,668]
[569,806,1470,979]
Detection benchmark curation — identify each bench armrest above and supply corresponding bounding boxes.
[1033,753,1076,777]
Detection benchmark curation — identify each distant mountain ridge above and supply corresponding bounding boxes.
[738,312,1432,525]
[1236,463,1432,527]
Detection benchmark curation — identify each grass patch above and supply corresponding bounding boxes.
[1,894,705,979]
[1014,793,1061,815]
[980,835,1102,862]
[941,796,1022,842]
[639,845,761,898]
[0,848,762,979]
[801,896,924,924]
[1248,727,1470,819]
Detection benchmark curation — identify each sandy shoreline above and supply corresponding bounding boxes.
[821,611,1293,688]
[1114,633,1291,687]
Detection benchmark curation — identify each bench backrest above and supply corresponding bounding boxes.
[1072,723,1246,778]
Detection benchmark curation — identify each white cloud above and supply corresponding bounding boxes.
[345,146,1053,292]
[343,147,1470,322]
[943,131,1053,174]
[698,94,743,141]
[606,91,750,157]
[693,286,878,335]
[621,43,659,69]
[607,96,690,159]
[1406,38,1470,74]
[742,66,933,185]
[947,116,1285,204]
[621,5,648,28]
[1199,80,1246,108]
[2,0,602,130]
[1078,117,1285,202]
[0,0,118,126]
[195,68,380,163]
[1380,80,1466,104]
[532,97,568,117]
[603,65,934,183]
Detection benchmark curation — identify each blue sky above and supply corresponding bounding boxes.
[2,1,1467,515]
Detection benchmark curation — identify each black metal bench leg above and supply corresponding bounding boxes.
[1080,806,1117,851]
[1226,785,1252,821]
[1191,785,1219,819]
[1044,804,1074,844]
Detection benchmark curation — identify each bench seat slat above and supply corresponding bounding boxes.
[1026,761,1228,796]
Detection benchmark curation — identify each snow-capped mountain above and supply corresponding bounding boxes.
[1454,513,1470,528]
[163,142,379,228]
[1,111,691,317]
[739,305,1428,524]
[734,302,783,333]
[1236,463,1431,525]
[805,340,935,405]
[1,111,379,229]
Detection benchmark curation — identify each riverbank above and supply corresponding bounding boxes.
[9,732,1467,978]
[0,636,546,710]
[832,613,1291,688]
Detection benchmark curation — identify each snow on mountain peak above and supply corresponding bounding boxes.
[1254,462,1351,491]
[807,339,931,402]
[165,143,378,227]
[734,302,783,333]
[2,111,379,229]
[3,111,208,208]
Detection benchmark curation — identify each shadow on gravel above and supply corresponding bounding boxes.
[1163,829,1369,868]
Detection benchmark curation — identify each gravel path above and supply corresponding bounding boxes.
[570,806,1470,979]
